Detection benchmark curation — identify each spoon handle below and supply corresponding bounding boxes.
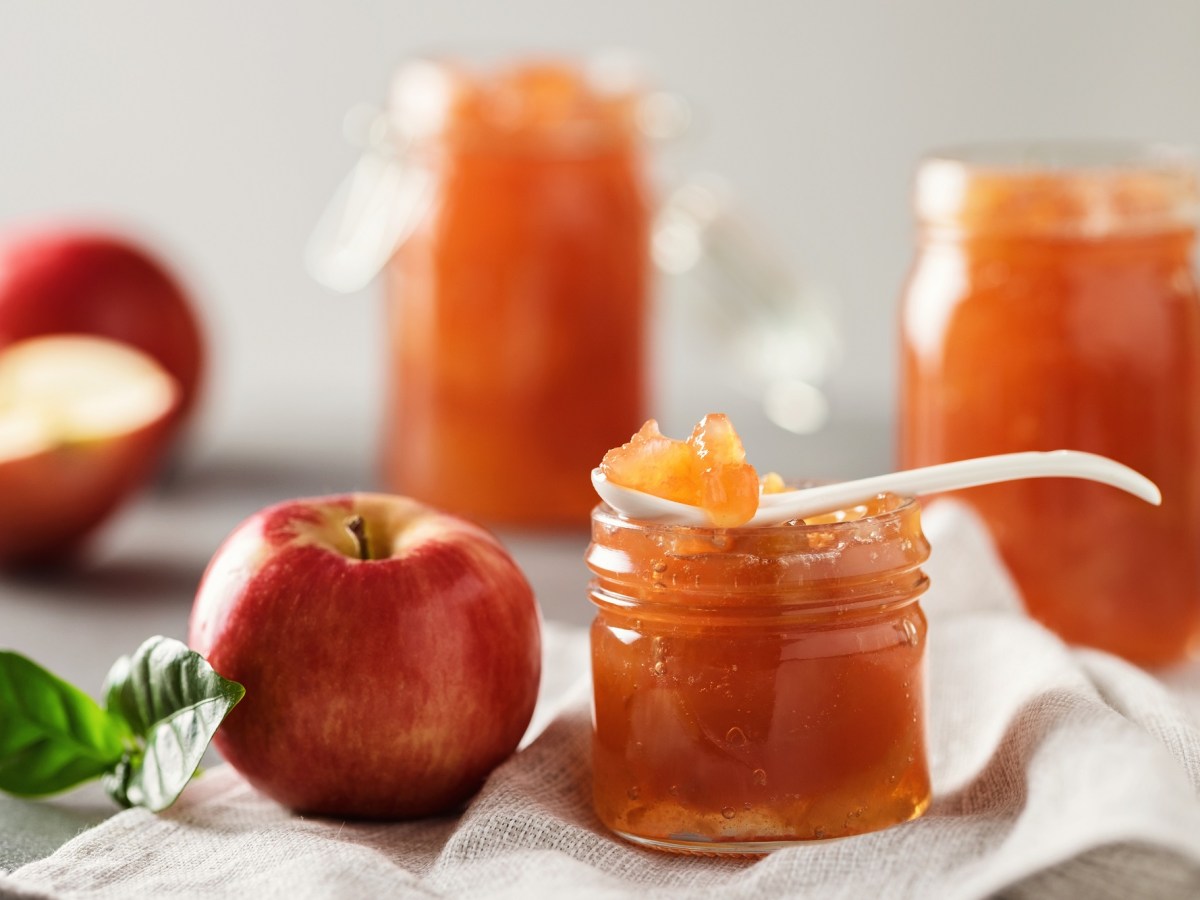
[751,450,1161,526]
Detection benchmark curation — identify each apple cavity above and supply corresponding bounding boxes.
[0,335,179,565]
[189,493,543,820]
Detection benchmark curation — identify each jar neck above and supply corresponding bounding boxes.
[586,500,931,621]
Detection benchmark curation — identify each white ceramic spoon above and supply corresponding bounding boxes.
[591,450,1161,528]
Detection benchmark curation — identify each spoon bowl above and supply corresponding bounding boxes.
[591,450,1161,528]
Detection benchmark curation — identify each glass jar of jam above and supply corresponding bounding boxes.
[586,494,932,853]
[378,58,649,527]
[899,142,1200,665]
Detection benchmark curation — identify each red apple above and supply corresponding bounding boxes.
[188,494,543,819]
[0,230,205,421]
[0,335,180,566]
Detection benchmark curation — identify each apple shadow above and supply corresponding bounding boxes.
[78,558,204,605]
[3,557,204,610]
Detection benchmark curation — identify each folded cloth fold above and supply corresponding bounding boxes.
[3,502,1200,900]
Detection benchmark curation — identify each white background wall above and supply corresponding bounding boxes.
[2,0,1199,476]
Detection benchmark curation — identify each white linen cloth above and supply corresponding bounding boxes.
[3,502,1200,900]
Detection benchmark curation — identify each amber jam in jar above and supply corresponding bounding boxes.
[382,59,649,527]
[900,141,1200,665]
[586,494,932,854]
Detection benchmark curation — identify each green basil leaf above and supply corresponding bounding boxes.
[101,636,244,812]
[0,651,129,797]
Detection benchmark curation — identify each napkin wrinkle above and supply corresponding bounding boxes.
[1075,649,1200,793]
[952,678,1200,899]
[926,615,1095,795]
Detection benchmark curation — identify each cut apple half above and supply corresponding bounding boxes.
[0,336,180,566]
[0,335,177,461]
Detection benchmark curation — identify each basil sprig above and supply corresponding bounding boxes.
[0,636,243,812]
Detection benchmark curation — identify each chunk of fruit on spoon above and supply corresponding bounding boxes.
[599,415,760,527]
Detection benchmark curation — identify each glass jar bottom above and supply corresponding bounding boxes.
[610,795,931,855]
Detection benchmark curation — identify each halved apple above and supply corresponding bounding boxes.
[0,335,180,567]
[0,231,205,423]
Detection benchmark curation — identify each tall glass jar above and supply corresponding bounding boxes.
[899,142,1200,665]
[383,59,649,527]
[586,495,931,854]
[308,57,845,523]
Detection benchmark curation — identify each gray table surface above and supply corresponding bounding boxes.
[0,417,890,873]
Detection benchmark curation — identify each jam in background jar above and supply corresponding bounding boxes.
[586,495,932,853]
[383,58,649,527]
[899,142,1200,665]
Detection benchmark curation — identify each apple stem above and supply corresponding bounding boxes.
[345,515,370,561]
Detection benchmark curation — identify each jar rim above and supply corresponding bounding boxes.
[914,140,1200,238]
[385,54,645,153]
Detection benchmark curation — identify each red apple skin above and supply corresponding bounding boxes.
[0,395,180,568]
[188,494,543,820]
[0,231,205,421]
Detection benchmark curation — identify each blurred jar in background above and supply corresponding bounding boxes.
[899,142,1200,665]
[309,55,840,528]
[380,58,650,527]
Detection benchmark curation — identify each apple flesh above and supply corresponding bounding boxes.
[0,230,205,421]
[0,335,180,566]
[188,494,543,820]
